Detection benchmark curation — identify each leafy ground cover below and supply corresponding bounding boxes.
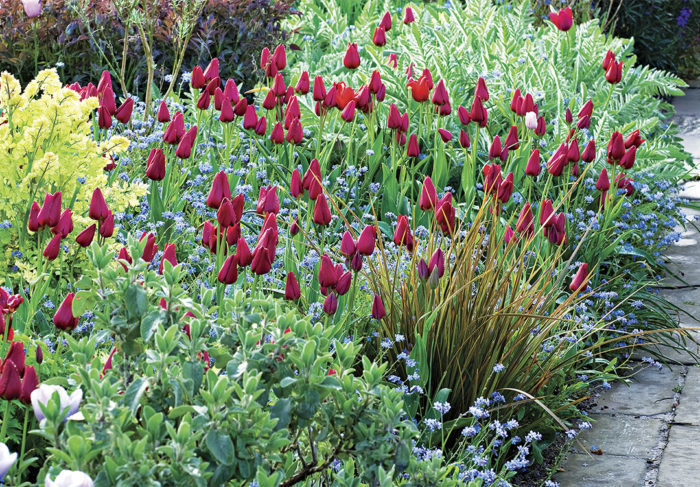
[0,0,695,485]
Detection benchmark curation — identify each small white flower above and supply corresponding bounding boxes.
[525,111,537,130]
[46,470,94,487]
[0,442,17,481]
[30,384,83,422]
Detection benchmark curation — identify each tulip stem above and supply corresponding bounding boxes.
[18,408,29,483]
[0,401,11,443]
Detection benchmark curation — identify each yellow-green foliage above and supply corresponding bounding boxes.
[0,69,146,275]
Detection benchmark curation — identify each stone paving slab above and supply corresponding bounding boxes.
[656,425,700,486]
[634,330,700,366]
[588,366,681,417]
[659,288,700,325]
[571,414,663,457]
[554,453,647,486]
[672,368,700,426]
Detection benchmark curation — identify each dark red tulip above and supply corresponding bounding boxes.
[356,225,376,256]
[290,169,303,198]
[515,202,534,236]
[313,193,332,225]
[236,237,253,267]
[569,263,589,291]
[88,188,108,221]
[343,43,360,69]
[407,134,420,157]
[140,232,158,262]
[483,163,502,194]
[114,98,134,124]
[435,194,455,234]
[335,272,352,296]
[4,341,25,376]
[489,136,502,161]
[567,139,580,162]
[217,198,235,228]
[162,112,186,145]
[313,76,327,102]
[596,169,610,192]
[380,11,392,31]
[540,199,554,227]
[432,79,449,106]
[118,247,132,272]
[417,258,430,280]
[624,129,645,149]
[191,65,205,89]
[272,44,286,70]
[255,116,267,136]
[295,71,310,94]
[207,171,231,209]
[53,293,79,331]
[341,100,356,122]
[510,88,522,113]
[157,101,170,122]
[371,294,386,319]
[393,215,414,251]
[97,70,112,95]
[407,76,430,102]
[76,224,96,247]
[458,105,471,126]
[498,173,514,203]
[606,131,625,164]
[504,125,519,151]
[51,209,73,237]
[38,191,62,228]
[475,77,489,101]
[526,149,541,177]
[459,129,470,149]
[146,148,166,181]
[582,140,596,162]
[226,224,241,247]
[28,201,40,232]
[286,118,303,144]
[318,254,338,288]
[620,146,636,170]
[576,115,591,130]
[196,89,211,110]
[602,50,615,71]
[323,293,338,315]
[404,7,415,24]
[535,116,546,136]
[220,97,234,123]
[0,359,21,401]
[19,365,38,404]
[223,79,240,104]
[470,95,487,126]
[438,129,452,143]
[233,98,248,116]
[373,26,387,47]
[175,126,198,159]
[159,243,177,274]
[101,85,117,115]
[99,211,114,238]
[257,185,280,215]
[285,272,301,300]
[43,234,61,260]
[218,254,239,285]
[605,60,623,84]
[341,232,356,258]
[270,122,285,144]
[419,177,438,211]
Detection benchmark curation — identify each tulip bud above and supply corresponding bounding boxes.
[343,43,360,69]
[217,254,239,285]
[581,140,596,162]
[226,224,241,247]
[336,272,352,296]
[35,345,43,364]
[163,112,186,145]
[236,237,253,267]
[207,171,232,209]
[270,122,285,144]
[191,65,205,89]
[438,129,452,143]
[341,231,356,257]
[140,232,158,262]
[373,26,387,47]
[419,177,438,211]
[515,202,534,236]
[341,100,356,122]
[313,193,332,225]
[234,98,248,116]
[51,209,73,238]
[295,71,310,94]
[431,79,449,106]
[428,248,445,278]
[99,211,114,238]
[525,149,541,177]
[175,126,198,159]
[569,263,589,291]
[380,11,392,31]
[38,192,62,228]
[606,131,625,164]
[356,225,376,256]
[393,215,414,251]
[101,85,117,114]
[318,254,338,288]
[371,294,386,319]
[549,6,573,31]
[28,201,40,232]
[117,247,132,272]
[273,44,286,71]
[619,146,636,170]
[459,129,470,148]
[286,118,304,144]
[285,272,301,300]
[220,97,234,123]
[146,148,166,181]
[217,198,236,228]
[498,172,514,204]
[157,100,170,122]
[0,360,21,400]
[43,234,61,260]
[403,6,415,24]
[323,293,338,315]
[596,169,610,192]
[350,252,363,271]
[53,293,79,331]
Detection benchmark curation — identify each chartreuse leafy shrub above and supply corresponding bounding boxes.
[0,69,146,279]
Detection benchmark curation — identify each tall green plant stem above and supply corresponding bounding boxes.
[0,401,11,443]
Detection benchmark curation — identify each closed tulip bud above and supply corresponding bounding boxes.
[254,116,267,136]
[620,146,636,170]
[341,100,356,122]
[290,169,303,198]
[470,95,487,126]
[35,345,43,364]
[567,139,580,162]
[222,79,240,105]
[96,71,112,95]
[312,75,327,101]
[393,215,414,251]
[403,6,415,23]
[624,129,645,149]
[350,252,363,271]
[260,47,271,70]
[285,272,301,300]
[272,44,286,70]
[114,98,134,124]
[201,222,215,252]
[101,86,117,114]
[576,115,591,130]
[42,234,61,261]
[146,148,166,181]
[207,171,232,209]
[341,231,356,257]
[504,125,519,151]
[236,237,253,266]
[515,202,534,236]
[498,172,514,203]
[88,188,108,221]
[581,139,596,162]
[217,198,236,228]
[356,225,376,255]
[318,254,338,288]
[419,177,438,211]
[565,107,573,125]
[162,112,185,145]
[606,131,625,163]
[578,100,594,121]
[417,258,430,280]
[51,209,73,238]
[602,50,615,71]
[407,134,420,157]
[99,211,114,238]
[526,149,541,177]
[436,196,455,234]
[475,77,489,101]
[525,111,538,130]
[37,191,61,228]
[4,341,25,376]
[176,126,198,159]
[116,247,132,272]
[596,169,610,192]
[549,6,573,31]
[196,89,211,110]
[535,116,546,136]
[569,263,589,291]
[379,10,392,30]
[483,163,502,194]
[428,248,445,278]
[373,26,387,46]
[53,293,79,331]
[313,193,332,225]
[540,198,554,226]
[303,158,322,190]
[547,148,568,177]
[226,224,241,247]
[387,103,402,130]
[242,105,257,131]
[157,101,170,122]
[158,243,177,274]
[0,359,21,400]
[295,71,310,94]
[605,60,623,84]
[371,294,386,319]
[438,128,452,143]
[233,98,248,116]
[218,254,239,285]
[510,88,522,113]
[97,104,112,129]
[270,122,285,144]
[140,232,158,262]
[336,272,352,295]
[191,65,205,89]
[323,293,338,315]
[286,117,303,144]
[459,129,471,148]
[28,201,40,232]
[344,43,360,69]
[219,97,234,122]
[504,226,515,244]
[431,79,449,106]
[457,105,471,126]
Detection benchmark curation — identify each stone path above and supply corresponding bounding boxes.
[553,88,700,486]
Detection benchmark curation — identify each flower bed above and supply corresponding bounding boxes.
[0,0,693,485]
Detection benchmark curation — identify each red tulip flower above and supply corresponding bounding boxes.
[207,171,232,209]
[403,7,415,24]
[146,148,166,181]
[515,202,534,236]
[356,225,376,256]
[436,194,455,234]
[323,293,338,315]
[581,140,596,162]
[218,254,239,285]
[373,26,387,47]
[341,100,356,122]
[286,118,304,144]
[191,65,205,89]
[318,254,338,288]
[605,60,623,84]
[431,79,449,106]
[606,131,625,164]
[371,294,386,319]
[99,211,114,238]
[498,173,514,204]
[344,43,361,69]
[220,97,235,123]
[236,237,253,267]
[475,77,489,101]
[75,224,96,247]
[549,6,573,31]
[407,76,430,102]
[313,193,332,225]
[483,163,502,194]
[27,201,40,232]
[54,293,79,331]
[163,112,186,145]
[602,50,615,71]
[272,44,286,70]
[140,232,158,262]
[270,123,284,144]
[419,177,438,211]
[290,169,303,198]
[158,244,177,274]
[393,215,414,251]
[51,209,73,238]
[38,191,62,228]
[285,272,301,300]
[596,169,610,192]
[117,247,132,272]
[175,126,198,159]
[0,360,21,401]
[341,232,356,258]
[114,98,134,124]
[157,101,170,122]
[526,149,541,177]
[42,234,61,260]
[438,129,452,143]
[295,71,310,94]
[569,263,589,291]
